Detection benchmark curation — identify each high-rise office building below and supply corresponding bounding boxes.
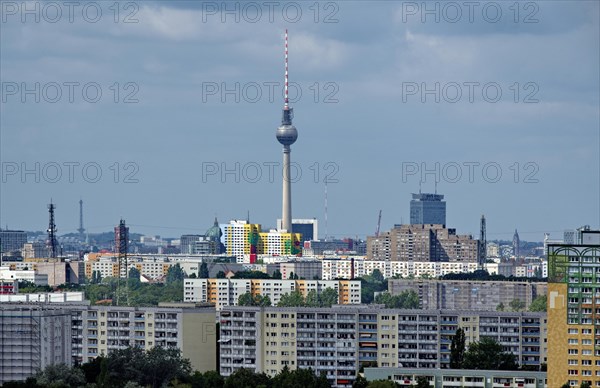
[409,193,446,225]
[547,228,600,387]
[277,218,318,241]
[0,230,27,253]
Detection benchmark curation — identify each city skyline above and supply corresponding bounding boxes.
[1,1,598,241]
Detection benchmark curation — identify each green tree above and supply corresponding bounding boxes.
[216,271,227,279]
[353,374,369,388]
[305,290,319,307]
[529,295,547,312]
[166,264,185,284]
[80,355,104,384]
[90,270,102,284]
[223,368,270,388]
[449,328,466,368]
[371,269,384,283]
[366,380,398,388]
[199,262,210,278]
[581,382,592,388]
[374,291,419,309]
[238,292,255,306]
[272,269,282,279]
[238,292,271,306]
[272,366,330,388]
[496,302,505,311]
[509,298,526,312]
[35,363,86,388]
[462,337,518,370]
[319,287,339,307]
[415,376,431,388]
[128,267,140,279]
[277,290,305,307]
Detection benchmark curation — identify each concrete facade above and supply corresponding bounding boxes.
[367,224,478,262]
[364,367,547,388]
[388,279,547,311]
[218,305,547,387]
[0,305,72,385]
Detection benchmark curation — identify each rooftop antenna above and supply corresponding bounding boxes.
[435,180,438,194]
[419,180,422,194]
[46,199,58,258]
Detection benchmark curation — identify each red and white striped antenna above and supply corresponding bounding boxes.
[284,28,289,108]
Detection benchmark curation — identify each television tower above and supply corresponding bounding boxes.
[46,200,58,258]
[276,29,298,233]
[77,199,85,237]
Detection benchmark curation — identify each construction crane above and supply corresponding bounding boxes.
[375,210,382,237]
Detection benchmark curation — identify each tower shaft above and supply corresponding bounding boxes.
[281,145,292,232]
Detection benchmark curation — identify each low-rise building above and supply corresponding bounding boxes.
[266,260,322,280]
[0,266,48,285]
[364,368,547,388]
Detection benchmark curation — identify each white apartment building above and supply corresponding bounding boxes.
[0,266,48,285]
[320,259,479,280]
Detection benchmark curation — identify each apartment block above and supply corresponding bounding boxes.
[223,220,262,262]
[258,230,303,256]
[218,306,547,387]
[184,279,361,309]
[367,224,478,262]
[0,305,72,385]
[547,229,600,387]
[364,368,547,388]
[321,258,478,280]
[70,304,216,372]
[388,279,547,311]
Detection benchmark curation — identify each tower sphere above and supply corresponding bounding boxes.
[276,123,298,146]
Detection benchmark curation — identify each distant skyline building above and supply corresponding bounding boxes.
[409,193,446,225]
[277,218,318,241]
[0,229,27,253]
[513,229,520,257]
[276,29,298,233]
[367,224,478,262]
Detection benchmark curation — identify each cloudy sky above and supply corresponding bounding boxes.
[1,1,598,241]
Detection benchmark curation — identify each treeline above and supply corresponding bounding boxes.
[2,347,337,388]
[19,264,186,306]
[237,288,340,308]
[441,269,547,282]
